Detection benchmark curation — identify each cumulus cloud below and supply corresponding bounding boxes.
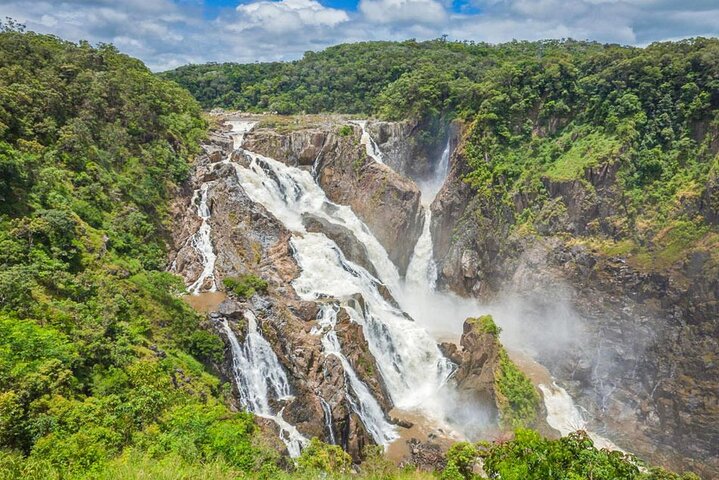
[235,0,348,33]
[359,0,448,25]
[0,0,717,70]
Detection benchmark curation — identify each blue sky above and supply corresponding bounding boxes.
[1,0,718,71]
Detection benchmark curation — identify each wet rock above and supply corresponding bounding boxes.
[302,212,379,278]
[400,439,446,471]
[170,120,394,458]
[450,317,501,417]
[245,122,424,276]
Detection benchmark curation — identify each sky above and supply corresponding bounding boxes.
[1,0,718,71]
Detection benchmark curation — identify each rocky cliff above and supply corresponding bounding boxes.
[170,127,394,460]
[243,120,424,276]
[430,126,719,477]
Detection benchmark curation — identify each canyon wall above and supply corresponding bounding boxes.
[431,126,719,477]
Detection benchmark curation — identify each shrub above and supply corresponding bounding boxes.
[442,442,479,480]
[467,315,502,336]
[495,350,540,429]
[223,274,268,299]
[338,125,353,136]
[296,438,351,475]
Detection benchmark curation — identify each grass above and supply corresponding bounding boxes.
[544,131,622,181]
[223,274,269,299]
[467,315,502,336]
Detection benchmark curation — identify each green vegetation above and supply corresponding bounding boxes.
[0,26,274,479]
[467,315,502,336]
[437,429,701,480]
[338,124,353,136]
[223,274,269,299]
[167,38,719,269]
[495,350,540,429]
[0,24,710,480]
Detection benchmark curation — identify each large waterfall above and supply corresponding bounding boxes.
[226,129,454,420]
[184,119,624,458]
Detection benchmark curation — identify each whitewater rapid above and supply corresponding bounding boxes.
[185,119,626,457]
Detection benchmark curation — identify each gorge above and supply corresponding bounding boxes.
[1,30,717,480]
[170,113,715,477]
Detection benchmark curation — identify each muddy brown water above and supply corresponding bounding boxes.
[182,291,227,313]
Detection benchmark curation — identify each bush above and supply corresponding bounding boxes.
[495,350,540,429]
[467,315,502,336]
[223,274,269,299]
[295,438,351,475]
[442,442,479,480]
[338,125,353,136]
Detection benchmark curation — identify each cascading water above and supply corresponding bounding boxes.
[187,183,218,294]
[352,120,385,164]
[539,382,623,451]
[313,304,398,445]
[224,123,458,436]
[215,119,625,456]
[319,397,336,445]
[221,311,308,457]
[179,121,309,457]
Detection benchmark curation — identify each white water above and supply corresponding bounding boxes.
[221,311,308,457]
[352,120,385,164]
[393,134,627,452]
[539,382,623,451]
[216,120,624,455]
[187,183,218,294]
[183,121,257,293]
[223,121,461,439]
[313,304,398,445]
[319,397,336,445]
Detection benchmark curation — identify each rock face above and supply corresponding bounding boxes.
[367,118,457,181]
[443,318,501,420]
[302,213,378,278]
[244,122,424,276]
[169,127,394,461]
[431,128,719,477]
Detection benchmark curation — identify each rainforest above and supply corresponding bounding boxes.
[0,22,717,480]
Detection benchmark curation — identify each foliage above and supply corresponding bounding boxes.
[495,350,540,429]
[0,29,269,479]
[479,429,701,480]
[338,125,353,136]
[442,442,479,480]
[223,274,269,299]
[161,39,612,120]
[295,438,352,475]
[467,315,501,336]
[166,38,719,267]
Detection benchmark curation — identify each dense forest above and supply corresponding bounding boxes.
[0,25,714,479]
[165,37,719,271]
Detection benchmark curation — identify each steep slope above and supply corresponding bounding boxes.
[0,29,282,478]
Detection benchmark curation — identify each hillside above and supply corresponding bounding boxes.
[0,28,715,480]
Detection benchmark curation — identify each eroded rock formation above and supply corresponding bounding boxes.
[244,122,424,276]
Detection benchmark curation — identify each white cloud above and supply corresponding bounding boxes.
[0,0,716,70]
[359,0,448,25]
[235,0,349,32]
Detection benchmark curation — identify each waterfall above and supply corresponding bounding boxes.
[225,127,455,431]
[538,382,623,452]
[405,138,451,291]
[221,311,308,457]
[314,304,398,445]
[319,397,336,445]
[187,182,218,294]
[352,120,385,164]
[182,122,256,294]
[216,119,625,456]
